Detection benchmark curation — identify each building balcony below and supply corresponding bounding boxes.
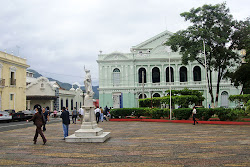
[0,79,5,87]
[179,82,188,85]
[10,78,16,86]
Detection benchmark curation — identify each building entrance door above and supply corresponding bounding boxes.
[113,95,120,108]
[221,91,229,107]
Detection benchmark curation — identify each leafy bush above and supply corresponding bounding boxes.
[213,108,231,121]
[213,108,247,121]
[246,100,250,113]
[139,95,204,108]
[229,94,250,104]
[110,108,169,119]
[173,108,192,120]
[148,108,169,119]
[196,108,215,121]
[110,108,148,118]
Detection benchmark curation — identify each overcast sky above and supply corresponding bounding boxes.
[0,0,249,86]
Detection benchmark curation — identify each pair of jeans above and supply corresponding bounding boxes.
[72,115,77,123]
[62,124,69,138]
[100,113,103,122]
[43,120,47,131]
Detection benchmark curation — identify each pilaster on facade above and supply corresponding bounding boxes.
[97,30,241,108]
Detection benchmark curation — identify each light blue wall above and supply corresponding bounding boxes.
[97,30,241,109]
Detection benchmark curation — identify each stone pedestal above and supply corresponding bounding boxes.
[65,95,110,143]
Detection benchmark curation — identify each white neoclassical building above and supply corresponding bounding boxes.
[97,30,241,109]
[26,71,83,111]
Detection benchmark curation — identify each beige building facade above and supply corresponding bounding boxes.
[26,71,84,112]
[0,51,29,111]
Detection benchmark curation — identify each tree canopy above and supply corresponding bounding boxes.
[165,3,246,107]
[226,18,250,94]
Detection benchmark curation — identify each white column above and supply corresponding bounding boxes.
[175,64,179,85]
[161,64,164,85]
[27,100,31,110]
[50,100,54,112]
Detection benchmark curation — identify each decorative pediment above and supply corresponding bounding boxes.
[131,30,173,51]
[104,52,129,61]
[27,76,54,90]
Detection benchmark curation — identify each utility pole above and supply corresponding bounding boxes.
[203,40,209,108]
[169,57,172,120]
[142,70,145,99]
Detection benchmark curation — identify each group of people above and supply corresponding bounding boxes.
[94,106,111,123]
[27,105,111,144]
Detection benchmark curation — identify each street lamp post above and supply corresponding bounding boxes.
[169,57,172,120]
[203,40,209,108]
[150,91,153,108]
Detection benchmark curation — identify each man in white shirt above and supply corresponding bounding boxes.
[94,107,101,124]
[79,108,84,124]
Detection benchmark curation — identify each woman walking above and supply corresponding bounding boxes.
[27,106,47,145]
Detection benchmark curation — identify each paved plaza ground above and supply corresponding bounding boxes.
[0,120,249,167]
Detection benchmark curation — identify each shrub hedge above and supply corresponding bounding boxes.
[110,107,249,121]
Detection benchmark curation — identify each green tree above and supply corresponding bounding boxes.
[165,3,243,107]
[226,18,250,94]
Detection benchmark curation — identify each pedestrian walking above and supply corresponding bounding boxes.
[60,107,70,139]
[42,108,49,131]
[79,107,84,124]
[100,107,104,122]
[53,109,57,118]
[94,107,101,123]
[103,106,108,121]
[72,107,77,124]
[192,106,198,125]
[26,107,47,145]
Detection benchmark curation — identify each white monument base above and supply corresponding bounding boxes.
[65,132,110,143]
[65,103,110,143]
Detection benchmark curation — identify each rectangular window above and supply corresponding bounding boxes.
[10,72,16,85]
[10,94,14,101]
[61,99,63,110]
[66,99,68,108]
[71,99,73,110]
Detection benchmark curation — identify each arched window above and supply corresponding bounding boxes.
[221,91,229,107]
[138,68,147,83]
[113,68,120,86]
[166,67,174,82]
[193,66,201,81]
[180,66,187,82]
[152,67,160,83]
[41,83,44,88]
[153,93,160,97]
[139,94,147,99]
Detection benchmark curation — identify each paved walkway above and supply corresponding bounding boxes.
[0,121,249,167]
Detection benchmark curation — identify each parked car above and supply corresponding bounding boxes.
[18,110,35,119]
[0,111,12,123]
[4,109,25,121]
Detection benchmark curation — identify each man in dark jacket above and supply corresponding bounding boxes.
[60,107,70,139]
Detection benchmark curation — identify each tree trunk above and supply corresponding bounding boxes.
[215,68,222,108]
[207,67,214,108]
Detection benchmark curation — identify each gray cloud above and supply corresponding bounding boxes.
[0,0,249,86]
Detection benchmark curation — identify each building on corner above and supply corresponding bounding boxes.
[97,30,241,109]
[26,71,84,112]
[0,51,29,111]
